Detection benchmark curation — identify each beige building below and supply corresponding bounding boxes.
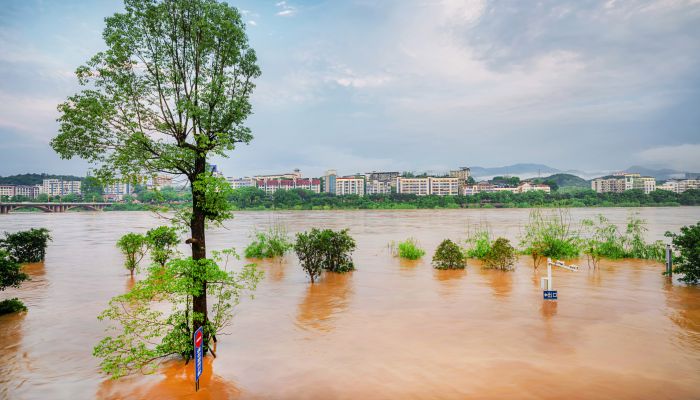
[366,180,391,195]
[395,176,460,196]
[335,177,365,196]
[254,169,302,182]
[42,179,81,196]
[658,179,699,193]
[430,177,460,196]
[591,177,626,193]
[517,182,552,194]
[592,173,656,194]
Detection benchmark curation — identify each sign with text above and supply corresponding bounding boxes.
[543,290,558,300]
[194,326,203,390]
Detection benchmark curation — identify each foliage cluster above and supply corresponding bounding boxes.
[244,225,293,258]
[0,228,52,263]
[665,222,700,284]
[294,228,356,282]
[0,250,29,315]
[482,238,517,271]
[392,238,425,260]
[464,226,492,259]
[116,233,146,276]
[94,249,262,378]
[432,239,466,270]
[520,209,581,262]
[146,226,180,267]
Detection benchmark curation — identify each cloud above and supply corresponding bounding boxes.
[275,1,297,17]
[248,20,257,26]
[636,144,700,171]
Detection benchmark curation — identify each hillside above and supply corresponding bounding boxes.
[0,173,85,186]
[532,173,589,189]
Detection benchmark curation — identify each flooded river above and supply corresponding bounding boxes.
[1,208,700,399]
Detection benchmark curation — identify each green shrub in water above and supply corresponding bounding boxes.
[294,228,356,282]
[0,228,52,263]
[464,226,491,260]
[116,233,146,277]
[482,237,517,271]
[432,239,466,270]
[145,226,179,267]
[665,222,700,285]
[245,225,293,258]
[395,238,425,260]
[520,208,581,260]
[0,298,27,315]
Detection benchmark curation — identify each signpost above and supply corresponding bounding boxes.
[194,326,203,392]
[541,258,578,300]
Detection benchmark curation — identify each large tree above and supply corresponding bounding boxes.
[52,0,260,352]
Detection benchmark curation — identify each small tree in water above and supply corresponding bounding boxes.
[244,225,293,259]
[116,233,146,277]
[665,222,700,285]
[294,228,356,282]
[94,249,262,377]
[51,0,261,370]
[0,250,29,315]
[146,226,179,267]
[482,238,517,271]
[0,228,52,263]
[432,239,466,270]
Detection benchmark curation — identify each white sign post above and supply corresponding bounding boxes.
[541,258,579,300]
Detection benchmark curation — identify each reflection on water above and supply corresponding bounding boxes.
[1,208,700,399]
[296,272,353,332]
[97,356,241,400]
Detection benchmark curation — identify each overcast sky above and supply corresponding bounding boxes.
[1,0,699,178]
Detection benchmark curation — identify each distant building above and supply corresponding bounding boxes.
[591,173,655,194]
[0,185,41,199]
[254,169,302,182]
[366,179,392,195]
[365,171,400,184]
[208,164,224,178]
[517,182,552,194]
[335,176,366,196]
[658,179,699,193]
[324,170,337,194]
[42,179,81,196]
[396,176,460,196]
[256,177,320,194]
[150,175,173,190]
[226,177,255,190]
[463,181,550,195]
[103,182,134,201]
[0,185,15,198]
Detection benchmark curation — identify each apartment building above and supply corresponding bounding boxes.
[256,178,321,194]
[226,177,255,190]
[324,170,337,194]
[150,175,173,190]
[517,182,552,194]
[335,177,366,196]
[42,179,81,196]
[430,177,460,196]
[396,177,431,196]
[254,169,302,182]
[0,185,15,198]
[591,177,626,193]
[658,179,699,193]
[366,179,392,195]
[592,173,656,194]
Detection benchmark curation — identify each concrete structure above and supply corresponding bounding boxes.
[42,179,81,197]
[658,179,700,193]
[591,173,656,194]
[256,178,321,194]
[395,176,460,196]
[226,177,255,190]
[323,170,337,194]
[335,176,366,196]
[366,180,392,195]
[103,182,134,201]
[0,202,109,214]
[430,177,460,196]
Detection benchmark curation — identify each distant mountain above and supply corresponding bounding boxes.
[470,163,561,180]
[623,166,686,180]
[0,173,85,186]
[532,173,589,188]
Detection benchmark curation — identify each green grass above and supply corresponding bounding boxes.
[244,225,293,258]
[396,238,426,260]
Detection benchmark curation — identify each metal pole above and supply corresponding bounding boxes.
[547,258,553,291]
[665,244,672,277]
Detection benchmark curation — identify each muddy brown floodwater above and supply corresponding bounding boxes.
[1,208,700,399]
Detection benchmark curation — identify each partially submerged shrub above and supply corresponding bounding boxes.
[665,222,700,285]
[244,225,293,258]
[432,239,466,270]
[0,228,52,263]
[294,228,356,282]
[146,226,179,267]
[0,298,27,315]
[394,238,425,260]
[0,251,28,315]
[464,226,491,260]
[116,233,146,277]
[482,237,517,271]
[520,208,581,260]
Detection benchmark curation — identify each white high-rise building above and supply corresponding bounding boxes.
[335,177,365,196]
[42,179,81,196]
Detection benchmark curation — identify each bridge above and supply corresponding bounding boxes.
[0,202,110,214]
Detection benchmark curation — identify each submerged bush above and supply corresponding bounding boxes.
[393,238,425,260]
[464,226,491,260]
[294,228,356,282]
[665,222,700,285]
[0,228,52,263]
[0,298,27,315]
[581,213,666,267]
[432,239,466,270]
[244,225,293,258]
[145,226,179,267]
[116,233,146,277]
[520,208,581,260]
[482,237,517,271]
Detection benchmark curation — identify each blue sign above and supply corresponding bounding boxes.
[543,290,558,300]
[194,326,203,386]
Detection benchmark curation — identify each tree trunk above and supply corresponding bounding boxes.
[191,155,208,350]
